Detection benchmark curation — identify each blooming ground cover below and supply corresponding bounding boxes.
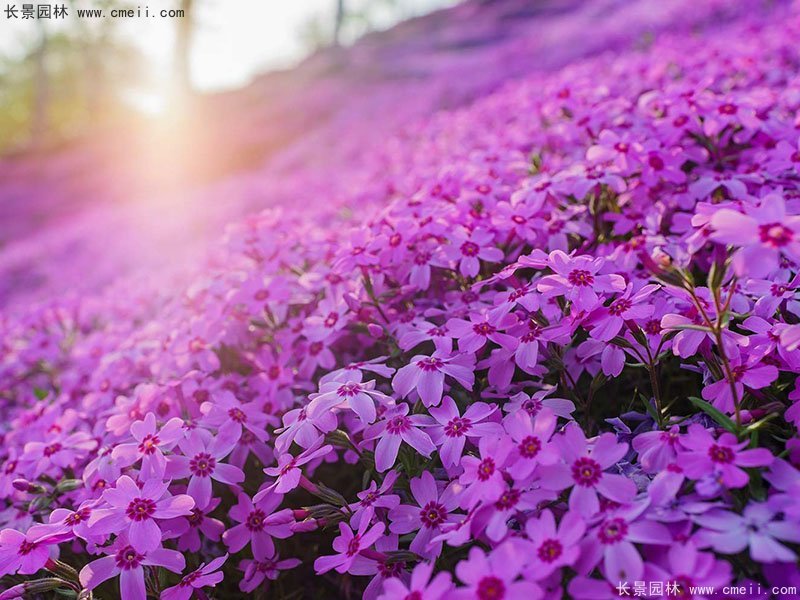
[2,0,800,598]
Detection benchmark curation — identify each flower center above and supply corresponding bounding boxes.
[477,457,495,481]
[708,444,734,464]
[246,509,266,531]
[495,488,520,510]
[138,434,160,455]
[419,501,447,528]
[567,269,594,287]
[228,407,247,423]
[115,546,144,570]
[537,538,563,563]
[417,357,443,372]
[519,435,542,459]
[444,417,472,438]
[608,298,632,316]
[598,517,629,544]
[324,312,339,328]
[522,398,542,417]
[190,452,217,477]
[187,508,204,526]
[18,540,37,555]
[571,457,602,487]
[43,443,62,457]
[477,576,506,600]
[337,383,362,397]
[460,241,480,257]
[346,535,361,556]
[126,497,156,522]
[386,416,411,435]
[759,223,793,247]
[718,103,738,115]
[472,321,496,336]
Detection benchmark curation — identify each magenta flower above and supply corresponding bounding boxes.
[452,542,541,600]
[162,497,225,553]
[710,193,800,277]
[273,406,337,453]
[239,553,302,593]
[200,391,271,446]
[378,561,453,600]
[22,431,97,478]
[79,537,185,600]
[445,307,518,354]
[392,352,475,407]
[522,509,585,580]
[585,283,658,341]
[577,502,672,583]
[363,404,436,472]
[458,435,514,509]
[314,520,386,575]
[538,424,636,517]
[678,424,772,488]
[88,475,195,553]
[537,251,626,311]
[388,471,461,558]
[349,471,400,529]
[503,407,558,481]
[428,396,502,468]
[169,431,245,509]
[701,354,777,414]
[442,227,503,278]
[694,503,800,563]
[111,412,185,480]
[255,441,332,497]
[222,492,294,559]
[308,379,392,424]
[161,554,227,600]
[644,542,731,599]
[631,426,683,474]
[0,528,62,577]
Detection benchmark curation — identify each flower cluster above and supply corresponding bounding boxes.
[1,0,800,598]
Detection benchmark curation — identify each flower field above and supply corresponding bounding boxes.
[1,0,800,598]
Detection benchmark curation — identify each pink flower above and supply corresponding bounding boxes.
[710,193,800,277]
[537,251,626,311]
[392,352,475,407]
[79,537,185,600]
[442,227,503,278]
[200,392,271,446]
[522,509,585,579]
[388,471,461,558]
[378,561,453,600]
[458,435,514,509]
[363,404,436,472]
[349,471,400,529]
[88,475,194,553]
[239,553,301,593]
[644,542,731,599]
[22,431,97,478]
[314,520,386,575]
[256,441,332,497]
[452,542,541,600]
[169,431,245,509]
[273,406,337,453]
[585,283,658,342]
[0,529,62,577]
[503,407,558,481]
[678,424,773,488]
[308,379,392,424]
[445,306,519,354]
[538,424,636,517]
[111,413,185,480]
[161,554,227,600]
[428,396,502,468]
[222,492,294,559]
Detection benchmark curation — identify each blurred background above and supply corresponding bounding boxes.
[0,0,456,151]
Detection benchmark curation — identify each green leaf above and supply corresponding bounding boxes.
[688,396,737,434]
[639,393,661,424]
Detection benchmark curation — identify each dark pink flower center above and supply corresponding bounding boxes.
[444,417,472,438]
[228,407,247,423]
[420,501,447,528]
[337,383,362,397]
[608,298,632,316]
[511,215,526,224]
[477,575,506,600]
[598,517,629,544]
[771,284,788,296]
[537,538,563,562]
[138,434,160,455]
[18,540,37,555]
[190,452,216,477]
[417,357,443,372]
[614,142,629,153]
[179,570,202,587]
[759,223,793,247]
[460,241,480,257]
[324,312,339,328]
[568,269,594,287]
[115,546,144,570]
[346,535,361,556]
[43,443,62,457]
[495,488,520,510]
[126,497,156,522]
[473,321,495,336]
[571,457,602,487]
[708,444,734,464]
[477,457,495,481]
[386,416,411,434]
[648,153,665,170]
[404,593,423,600]
[522,398,542,417]
[246,509,266,531]
[187,508,204,526]
[718,103,738,115]
[519,435,542,458]
[66,508,90,526]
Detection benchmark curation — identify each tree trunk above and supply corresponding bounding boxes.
[174,0,194,97]
[333,0,345,46]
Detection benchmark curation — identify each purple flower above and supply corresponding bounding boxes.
[308,379,392,424]
[522,509,585,580]
[364,404,436,472]
[314,520,386,575]
[222,492,294,559]
[378,561,453,600]
[111,412,185,480]
[452,542,541,600]
[256,441,332,497]
[79,536,184,600]
[538,424,636,517]
[458,435,514,509]
[161,554,227,600]
[392,352,475,407]
[537,251,626,311]
[88,475,195,553]
[428,396,502,468]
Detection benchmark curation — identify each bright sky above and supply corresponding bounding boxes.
[0,0,456,94]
